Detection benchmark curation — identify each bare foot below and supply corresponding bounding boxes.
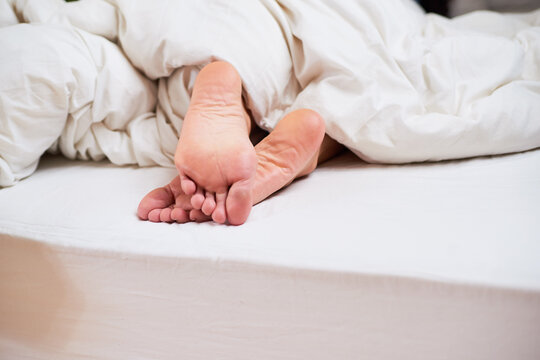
[175,61,257,225]
[252,109,326,205]
[137,175,214,223]
[137,109,327,225]
[137,177,195,223]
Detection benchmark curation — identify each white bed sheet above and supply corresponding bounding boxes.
[1,150,540,359]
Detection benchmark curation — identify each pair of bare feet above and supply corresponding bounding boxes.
[137,61,327,225]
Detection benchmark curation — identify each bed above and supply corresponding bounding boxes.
[1,149,539,359]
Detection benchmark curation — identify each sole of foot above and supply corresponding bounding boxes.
[252,109,326,205]
[174,61,257,225]
[138,109,325,225]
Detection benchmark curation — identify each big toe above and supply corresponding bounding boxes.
[226,179,253,225]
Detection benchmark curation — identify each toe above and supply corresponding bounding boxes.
[189,209,211,223]
[138,186,174,220]
[212,191,228,224]
[171,208,190,223]
[226,179,253,225]
[201,191,217,216]
[191,186,205,210]
[179,172,197,195]
[160,207,173,223]
[148,209,163,222]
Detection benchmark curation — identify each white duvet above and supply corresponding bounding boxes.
[1,0,539,186]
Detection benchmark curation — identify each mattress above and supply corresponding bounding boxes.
[1,150,540,359]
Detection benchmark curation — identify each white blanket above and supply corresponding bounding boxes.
[1,0,540,186]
